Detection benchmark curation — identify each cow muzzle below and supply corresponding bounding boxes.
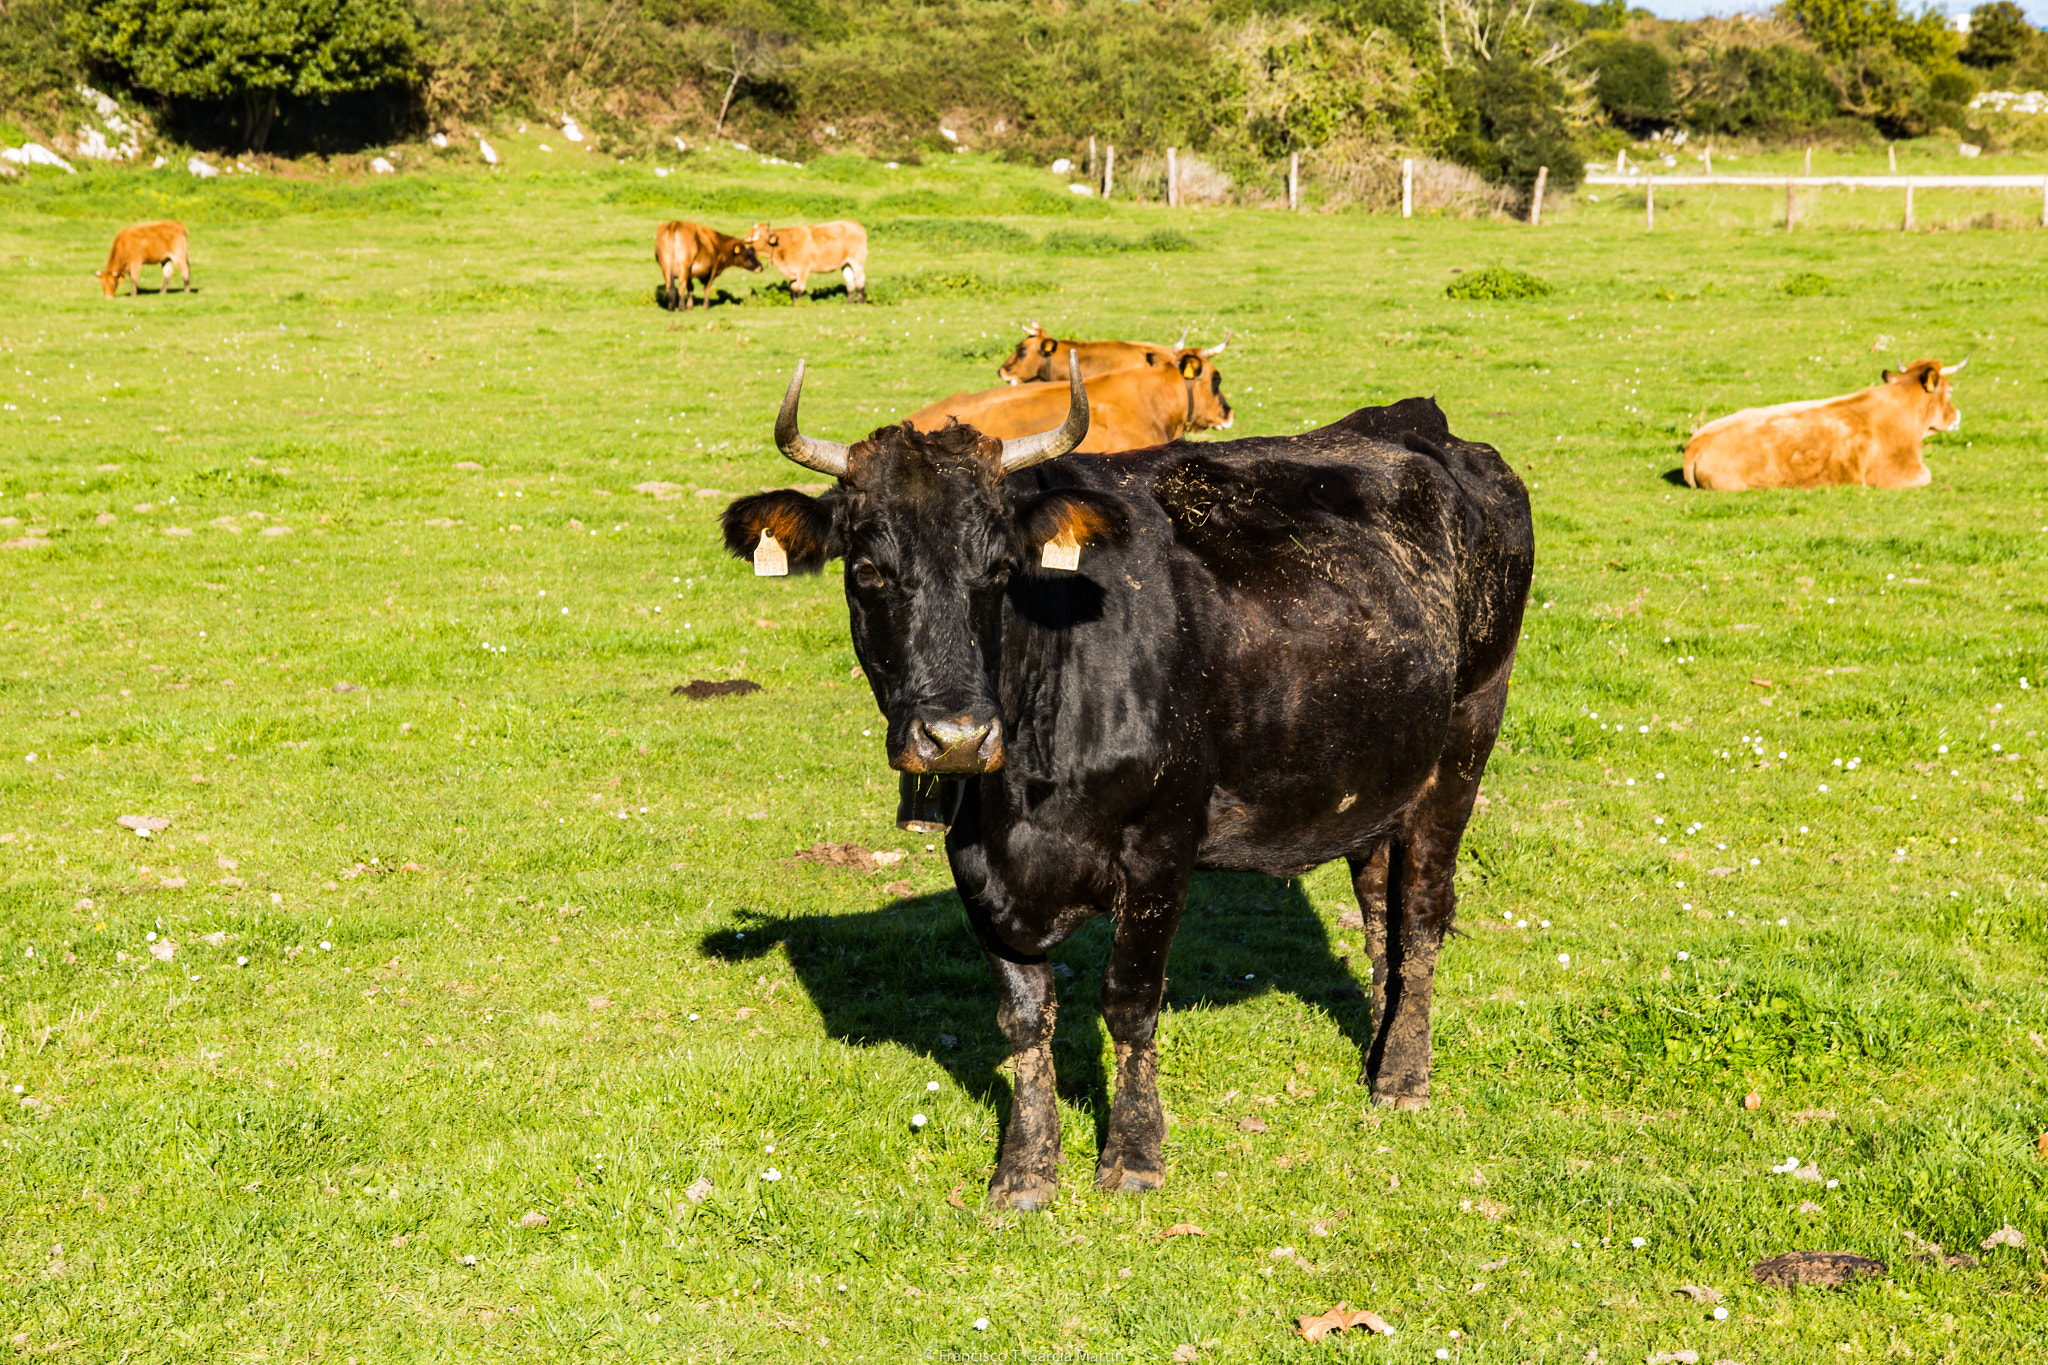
[895,715,1005,774]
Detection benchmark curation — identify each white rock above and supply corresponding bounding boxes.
[563,120,584,143]
[431,133,448,148]
[1959,143,1981,157]
[371,157,395,174]
[1067,183,1094,196]
[478,138,498,165]
[187,156,219,178]
[152,155,166,168]
[939,126,958,142]
[1052,157,1072,173]
[2,143,76,172]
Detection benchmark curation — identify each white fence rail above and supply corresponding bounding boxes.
[1581,171,2048,229]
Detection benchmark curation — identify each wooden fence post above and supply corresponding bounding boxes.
[1088,136,1096,178]
[1401,157,1413,218]
[1167,147,1178,207]
[1903,182,1914,231]
[1804,144,1813,176]
[1646,180,1654,231]
[1704,147,1712,174]
[1785,179,1795,230]
[1888,143,1897,174]
[1288,152,1299,211]
[1529,165,1547,225]
[2041,176,2046,228]
[1103,145,1113,199]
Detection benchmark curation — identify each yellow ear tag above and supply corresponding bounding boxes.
[753,531,789,577]
[1040,529,1081,573]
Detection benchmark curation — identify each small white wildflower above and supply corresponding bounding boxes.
[1630,1236,1646,1248]
[762,1168,781,1182]
[911,1113,928,1128]
[320,941,332,951]
[927,1080,941,1092]
[1557,953,1571,966]
[1777,918,1788,926]
[973,1318,990,1331]
[236,955,248,966]
[1713,1306,1729,1321]
[1676,951,1690,962]
[1540,919,1552,928]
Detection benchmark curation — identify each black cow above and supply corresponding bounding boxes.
[723,358,1533,1209]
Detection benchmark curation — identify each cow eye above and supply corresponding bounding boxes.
[852,558,884,589]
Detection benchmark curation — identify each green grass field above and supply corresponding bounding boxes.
[2,147,2046,1363]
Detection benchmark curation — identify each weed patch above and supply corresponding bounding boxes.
[1446,266,1555,299]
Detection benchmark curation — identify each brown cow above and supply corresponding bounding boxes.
[747,220,867,303]
[655,221,760,311]
[97,221,190,298]
[1683,359,1964,491]
[908,346,1231,453]
[998,324,1181,386]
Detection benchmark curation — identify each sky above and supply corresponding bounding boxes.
[1631,0,2048,24]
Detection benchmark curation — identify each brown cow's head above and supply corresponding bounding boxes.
[1883,357,1964,433]
[999,325,1060,385]
[723,236,763,273]
[1173,342,1234,432]
[95,268,121,298]
[723,357,1127,776]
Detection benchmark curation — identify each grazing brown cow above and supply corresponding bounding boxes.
[998,324,1184,386]
[747,220,867,302]
[908,346,1231,453]
[97,220,190,298]
[655,221,760,311]
[1683,359,1965,491]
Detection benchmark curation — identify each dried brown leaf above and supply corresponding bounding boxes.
[1157,1223,1205,1240]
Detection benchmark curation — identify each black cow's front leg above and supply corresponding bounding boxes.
[987,954,1062,1210]
[1093,901,1183,1193]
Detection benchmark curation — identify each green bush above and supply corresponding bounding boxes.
[1584,38,1675,130]
[870,218,1032,250]
[1446,267,1554,300]
[1681,43,1838,136]
[1782,271,1837,297]
[1038,227,1199,255]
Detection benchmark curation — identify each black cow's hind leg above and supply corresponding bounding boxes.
[1093,900,1183,1193]
[1360,665,1512,1109]
[987,955,1062,1210]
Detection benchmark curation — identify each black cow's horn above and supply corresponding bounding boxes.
[775,360,852,478]
[999,351,1089,472]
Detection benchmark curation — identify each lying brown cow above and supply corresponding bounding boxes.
[655,220,760,311]
[98,220,190,298]
[1683,359,1964,491]
[908,345,1231,453]
[747,220,867,303]
[998,324,1186,386]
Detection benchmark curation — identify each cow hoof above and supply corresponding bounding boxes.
[1093,1162,1164,1194]
[1371,1091,1430,1112]
[987,1171,1057,1212]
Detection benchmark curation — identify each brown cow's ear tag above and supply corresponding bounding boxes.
[1040,529,1081,572]
[753,531,789,577]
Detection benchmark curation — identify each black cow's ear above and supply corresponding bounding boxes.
[722,490,839,574]
[1015,488,1129,563]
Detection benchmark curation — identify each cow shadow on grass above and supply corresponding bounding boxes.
[701,870,1371,1151]
[1660,467,1689,486]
